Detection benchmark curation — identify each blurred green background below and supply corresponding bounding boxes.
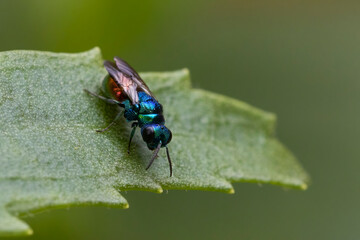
[1,0,359,239]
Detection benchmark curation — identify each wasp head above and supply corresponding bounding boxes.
[141,124,172,150]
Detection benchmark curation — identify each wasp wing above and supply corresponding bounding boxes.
[113,57,141,79]
[113,57,155,99]
[104,57,155,105]
[104,60,140,104]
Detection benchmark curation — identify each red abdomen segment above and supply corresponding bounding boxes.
[102,75,128,102]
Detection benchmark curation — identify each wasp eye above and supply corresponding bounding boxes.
[167,129,172,144]
[142,126,155,143]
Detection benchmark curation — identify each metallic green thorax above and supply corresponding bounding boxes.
[121,92,164,127]
[121,91,171,150]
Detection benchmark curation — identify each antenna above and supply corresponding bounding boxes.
[166,146,172,177]
[146,142,162,170]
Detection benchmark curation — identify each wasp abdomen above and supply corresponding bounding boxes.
[102,75,128,102]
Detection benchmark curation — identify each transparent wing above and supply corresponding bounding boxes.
[104,60,139,104]
[104,57,156,105]
[113,57,155,99]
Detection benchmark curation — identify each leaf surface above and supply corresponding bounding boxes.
[0,48,309,236]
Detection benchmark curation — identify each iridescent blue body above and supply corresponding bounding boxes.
[122,92,164,126]
[124,93,172,150]
[101,75,172,150]
[85,57,173,176]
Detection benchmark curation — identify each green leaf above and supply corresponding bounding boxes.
[0,48,309,236]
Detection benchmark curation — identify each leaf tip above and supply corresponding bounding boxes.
[182,68,190,75]
[86,46,101,56]
[124,203,130,209]
[300,183,308,190]
[227,188,235,194]
[26,228,34,236]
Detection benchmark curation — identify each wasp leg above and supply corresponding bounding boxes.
[84,89,122,105]
[96,110,123,133]
[128,122,138,154]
